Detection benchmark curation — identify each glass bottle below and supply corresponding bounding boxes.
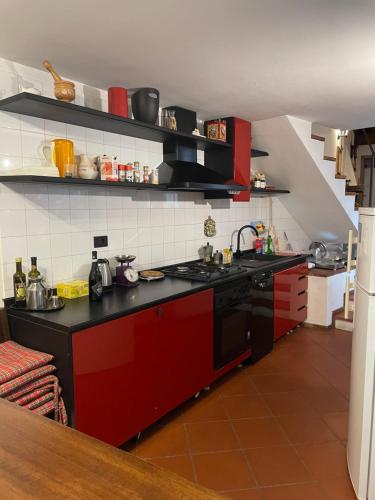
[28,256,40,280]
[133,161,141,183]
[168,110,177,130]
[265,233,273,254]
[150,167,159,185]
[13,257,26,307]
[89,251,103,302]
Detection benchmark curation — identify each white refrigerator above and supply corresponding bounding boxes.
[348,207,375,500]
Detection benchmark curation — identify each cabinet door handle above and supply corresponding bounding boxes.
[157,306,163,317]
[297,305,306,311]
[298,290,306,296]
[298,275,306,280]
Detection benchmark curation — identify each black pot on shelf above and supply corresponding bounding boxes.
[131,88,159,124]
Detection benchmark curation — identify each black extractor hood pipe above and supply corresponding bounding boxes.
[157,139,247,193]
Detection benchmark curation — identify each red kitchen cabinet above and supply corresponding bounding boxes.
[204,117,251,202]
[72,289,213,446]
[274,263,308,341]
[156,290,213,412]
[72,307,158,446]
[135,289,213,433]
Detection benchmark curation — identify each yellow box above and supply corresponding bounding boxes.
[56,280,89,299]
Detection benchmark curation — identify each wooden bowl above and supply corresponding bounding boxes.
[54,80,75,102]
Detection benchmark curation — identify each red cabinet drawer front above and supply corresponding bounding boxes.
[274,264,308,292]
[295,290,308,309]
[274,263,308,341]
[291,305,307,324]
[296,275,308,294]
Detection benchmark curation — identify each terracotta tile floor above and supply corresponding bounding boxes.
[124,326,356,499]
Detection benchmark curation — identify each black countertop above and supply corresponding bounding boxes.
[6,253,306,333]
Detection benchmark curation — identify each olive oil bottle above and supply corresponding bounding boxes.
[28,256,41,279]
[13,257,26,307]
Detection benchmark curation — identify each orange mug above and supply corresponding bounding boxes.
[41,139,74,177]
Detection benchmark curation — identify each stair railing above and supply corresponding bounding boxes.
[362,128,375,206]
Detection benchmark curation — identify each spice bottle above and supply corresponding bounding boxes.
[143,166,150,183]
[150,168,159,185]
[118,164,126,182]
[125,163,134,182]
[133,161,141,183]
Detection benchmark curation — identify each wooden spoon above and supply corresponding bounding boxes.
[43,60,63,82]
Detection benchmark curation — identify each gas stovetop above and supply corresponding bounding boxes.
[160,262,247,282]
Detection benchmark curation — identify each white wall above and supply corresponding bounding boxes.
[0,58,310,299]
[252,116,358,242]
[311,123,339,159]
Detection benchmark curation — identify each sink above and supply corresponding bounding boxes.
[239,253,288,268]
[241,253,286,262]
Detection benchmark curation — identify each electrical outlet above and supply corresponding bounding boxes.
[93,235,108,248]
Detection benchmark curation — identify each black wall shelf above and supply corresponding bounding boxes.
[251,149,269,158]
[0,93,231,152]
[0,175,167,190]
[0,176,290,197]
[0,93,267,158]
[251,188,290,196]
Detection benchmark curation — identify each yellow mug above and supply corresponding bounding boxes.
[42,139,74,177]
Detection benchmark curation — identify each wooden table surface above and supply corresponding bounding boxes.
[0,399,224,499]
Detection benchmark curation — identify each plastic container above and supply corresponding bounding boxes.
[56,280,89,299]
[108,87,128,118]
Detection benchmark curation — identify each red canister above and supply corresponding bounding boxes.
[108,87,128,118]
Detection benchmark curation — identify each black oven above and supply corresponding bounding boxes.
[213,271,274,370]
[214,277,252,370]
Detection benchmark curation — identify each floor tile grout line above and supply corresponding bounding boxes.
[226,413,261,489]
[136,438,345,460]
[299,328,352,366]
[220,478,323,493]
[182,421,199,484]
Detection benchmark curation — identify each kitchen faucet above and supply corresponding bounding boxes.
[236,225,259,258]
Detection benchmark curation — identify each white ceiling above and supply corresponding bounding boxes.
[1,0,375,129]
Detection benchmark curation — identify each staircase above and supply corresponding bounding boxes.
[252,115,359,242]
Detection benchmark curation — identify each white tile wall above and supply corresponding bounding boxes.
[0,57,310,298]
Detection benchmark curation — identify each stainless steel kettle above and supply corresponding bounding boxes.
[26,276,47,310]
[98,258,113,289]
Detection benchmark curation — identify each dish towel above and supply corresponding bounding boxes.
[0,341,67,425]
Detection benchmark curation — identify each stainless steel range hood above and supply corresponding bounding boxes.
[157,160,248,193]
